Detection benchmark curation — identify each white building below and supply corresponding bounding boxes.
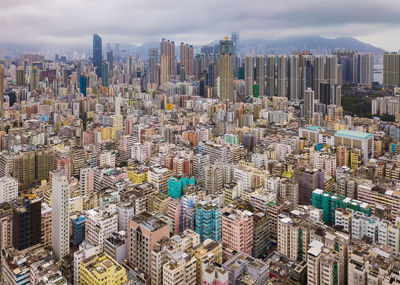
[73,241,101,285]
[51,170,70,261]
[0,177,18,203]
[85,204,118,251]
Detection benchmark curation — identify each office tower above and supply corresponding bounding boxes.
[12,196,42,250]
[52,170,70,260]
[80,253,127,285]
[30,66,39,91]
[127,212,170,283]
[160,39,175,84]
[256,55,265,97]
[180,42,194,80]
[325,55,338,85]
[383,52,400,88]
[357,53,374,87]
[101,61,109,87]
[85,204,118,251]
[221,208,253,255]
[0,177,18,203]
[277,55,287,97]
[231,32,239,76]
[16,67,25,86]
[149,48,158,84]
[208,62,216,88]
[93,33,102,77]
[195,200,221,242]
[219,37,234,102]
[266,55,276,96]
[0,65,3,109]
[79,74,87,96]
[313,55,325,99]
[289,55,301,100]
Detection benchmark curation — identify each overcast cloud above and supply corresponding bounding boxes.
[1,0,400,51]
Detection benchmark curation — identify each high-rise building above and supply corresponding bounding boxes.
[357,53,374,87]
[51,170,70,260]
[289,55,301,100]
[30,66,39,91]
[160,39,175,85]
[93,33,102,78]
[231,32,239,77]
[244,55,254,100]
[277,55,287,97]
[266,55,276,96]
[149,48,158,84]
[383,52,400,88]
[180,42,194,80]
[325,55,338,85]
[313,55,325,99]
[219,37,234,102]
[294,167,324,205]
[304,87,314,121]
[195,200,221,242]
[12,196,42,250]
[127,212,170,283]
[221,208,253,256]
[79,74,87,96]
[101,61,109,87]
[16,67,25,87]
[256,55,265,97]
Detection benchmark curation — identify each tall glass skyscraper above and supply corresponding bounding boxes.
[93,33,102,78]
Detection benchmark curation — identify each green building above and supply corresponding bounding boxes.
[312,189,372,224]
[167,176,195,199]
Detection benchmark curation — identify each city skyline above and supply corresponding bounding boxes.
[2,0,400,51]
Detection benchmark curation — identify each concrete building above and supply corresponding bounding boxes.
[0,176,18,203]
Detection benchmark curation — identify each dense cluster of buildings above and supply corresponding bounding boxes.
[0,32,399,284]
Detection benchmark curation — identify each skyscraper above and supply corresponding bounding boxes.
[219,37,234,102]
[325,55,338,85]
[160,39,175,85]
[101,61,109,87]
[313,55,325,100]
[244,55,254,99]
[93,33,102,78]
[383,52,400,88]
[79,74,87,96]
[30,66,39,91]
[357,53,374,87]
[304,87,315,121]
[231,32,239,76]
[16,67,25,87]
[180,42,194,80]
[148,48,158,84]
[256,55,265,97]
[52,170,70,261]
[277,55,287,97]
[266,55,276,96]
[289,55,300,100]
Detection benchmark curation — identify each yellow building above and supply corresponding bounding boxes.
[192,239,222,285]
[127,165,148,184]
[80,253,127,285]
[350,149,363,170]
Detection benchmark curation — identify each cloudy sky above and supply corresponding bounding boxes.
[2,0,400,51]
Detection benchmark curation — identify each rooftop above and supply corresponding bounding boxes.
[335,130,373,140]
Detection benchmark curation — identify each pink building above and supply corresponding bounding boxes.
[167,198,181,234]
[202,260,229,285]
[127,212,170,285]
[221,208,253,256]
[125,119,134,135]
[56,157,72,181]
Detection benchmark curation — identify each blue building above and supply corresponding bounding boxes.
[71,215,85,246]
[93,33,102,78]
[195,201,221,242]
[167,176,195,199]
[79,75,87,96]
